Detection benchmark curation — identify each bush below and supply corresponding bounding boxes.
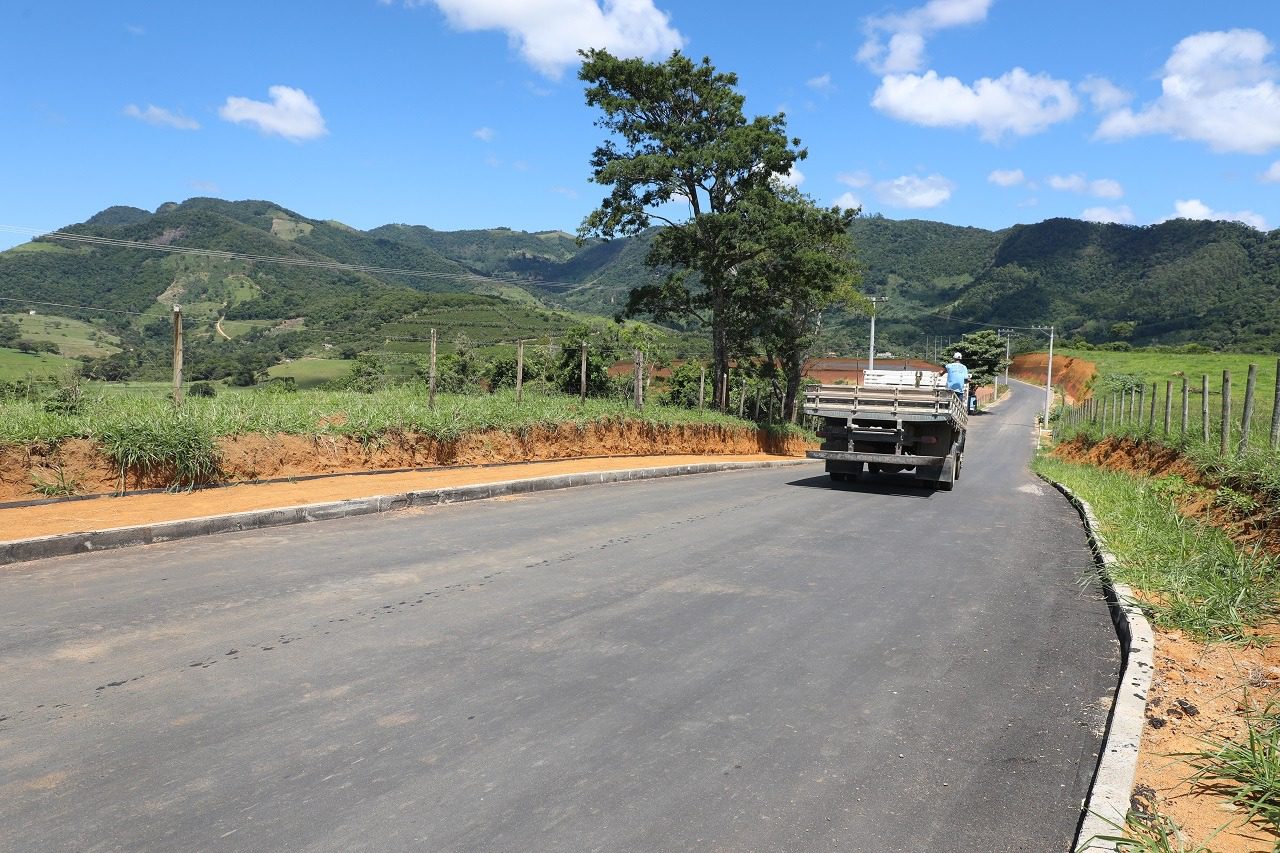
[188,382,217,398]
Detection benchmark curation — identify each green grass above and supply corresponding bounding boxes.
[0,347,81,381]
[1034,455,1280,641]
[219,319,277,338]
[3,312,120,358]
[0,386,776,488]
[266,357,351,387]
[1057,348,1279,451]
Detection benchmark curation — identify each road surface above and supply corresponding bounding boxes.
[0,383,1119,852]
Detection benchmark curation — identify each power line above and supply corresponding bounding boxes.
[0,296,147,316]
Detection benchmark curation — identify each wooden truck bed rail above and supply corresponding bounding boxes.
[801,383,968,428]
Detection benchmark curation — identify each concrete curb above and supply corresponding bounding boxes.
[1046,480,1155,852]
[0,459,811,567]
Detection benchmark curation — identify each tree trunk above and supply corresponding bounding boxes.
[711,286,729,411]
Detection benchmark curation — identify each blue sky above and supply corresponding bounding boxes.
[2,0,1278,252]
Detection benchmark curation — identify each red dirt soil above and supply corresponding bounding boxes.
[1011,353,1097,404]
[0,424,811,542]
[1,423,808,504]
[1053,435,1280,852]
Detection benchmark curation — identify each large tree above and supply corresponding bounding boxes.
[955,329,1009,385]
[578,49,802,409]
[739,189,862,420]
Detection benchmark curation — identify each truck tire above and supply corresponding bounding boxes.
[936,455,956,491]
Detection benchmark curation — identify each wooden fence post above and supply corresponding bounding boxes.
[634,350,644,410]
[428,328,437,409]
[1239,363,1257,455]
[1163,381,1172,435]
[580,341,587,403]
[1220,369,1231,455]
[698,366,705,412]
[1180,376,1188,440]
[1201,374,1210,444]
[171,304,183,405]
[515,339,524,403]
[738,377,746,418]
[1270,359,1280,450]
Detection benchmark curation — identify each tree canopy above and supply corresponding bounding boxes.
[578,48,807,408]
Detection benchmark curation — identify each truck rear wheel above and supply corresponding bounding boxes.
[936,455,956,491]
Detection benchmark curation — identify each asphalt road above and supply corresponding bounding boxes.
[0,382,1119,852]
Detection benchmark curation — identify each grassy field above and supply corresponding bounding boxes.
[266,357,351,387]
[1062,348,1278,414]
[3,312,120,358]
[219,319,277,338]
[1057,348,1280,452]
[0,347,82,381]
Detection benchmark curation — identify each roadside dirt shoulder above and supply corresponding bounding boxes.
[0,454,795,543]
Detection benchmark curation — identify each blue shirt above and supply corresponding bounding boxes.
[944,361,969,392]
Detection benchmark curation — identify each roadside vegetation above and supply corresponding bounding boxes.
[1035,457,1279,641]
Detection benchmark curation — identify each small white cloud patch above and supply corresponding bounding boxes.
[872,68,1078,141]
[875,173,954,209]
[1168,199,1267,230]
[219,85,328,142]
[988,168,1024,187]
[123,104,200,130]
[1082,205,1134,224]
[424,0,685,79]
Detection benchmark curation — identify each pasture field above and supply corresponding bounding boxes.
[3,312,120,357]
[266,357,351,387]
[0,347,81,381]
[1062,348,1278,408]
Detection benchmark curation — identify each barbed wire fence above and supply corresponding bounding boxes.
[1051,361,1280,455]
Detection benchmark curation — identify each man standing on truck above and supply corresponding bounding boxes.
[942,352,969,404]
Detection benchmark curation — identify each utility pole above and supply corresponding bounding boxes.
[867,296,888,370]
[998,328,1013,400]
[1032,324,1055,430]
[171,304,183,404]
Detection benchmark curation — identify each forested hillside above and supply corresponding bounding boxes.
[3,198,1278,383]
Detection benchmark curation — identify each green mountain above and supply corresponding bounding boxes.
[4,198,1278,386]
[0,198,650,383]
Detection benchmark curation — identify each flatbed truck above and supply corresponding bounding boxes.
[802,369,968,491]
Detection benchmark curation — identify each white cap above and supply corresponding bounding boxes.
[953,352,962,359]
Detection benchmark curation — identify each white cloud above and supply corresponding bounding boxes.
[988,168,1024,187]
[837,170,872,188]
[422,0,685,78]
[872,68,1078,141]
[775,166,805,189]
[473,126,495,141]
[1047,173,1124,198]
[806,73,834,93]
[858,0,993,75]
[874,173,954,208]
[219,86,327,142]
[189,179,221,194]
[1095,29,1280,154]
[1168,198,1267,230]
[550,186,579,199]
[1082,205,1134,224]
[833,191,862,211]
[123,104,200,130]
[1262,161,1280,183]
[1078,76,1131,112]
